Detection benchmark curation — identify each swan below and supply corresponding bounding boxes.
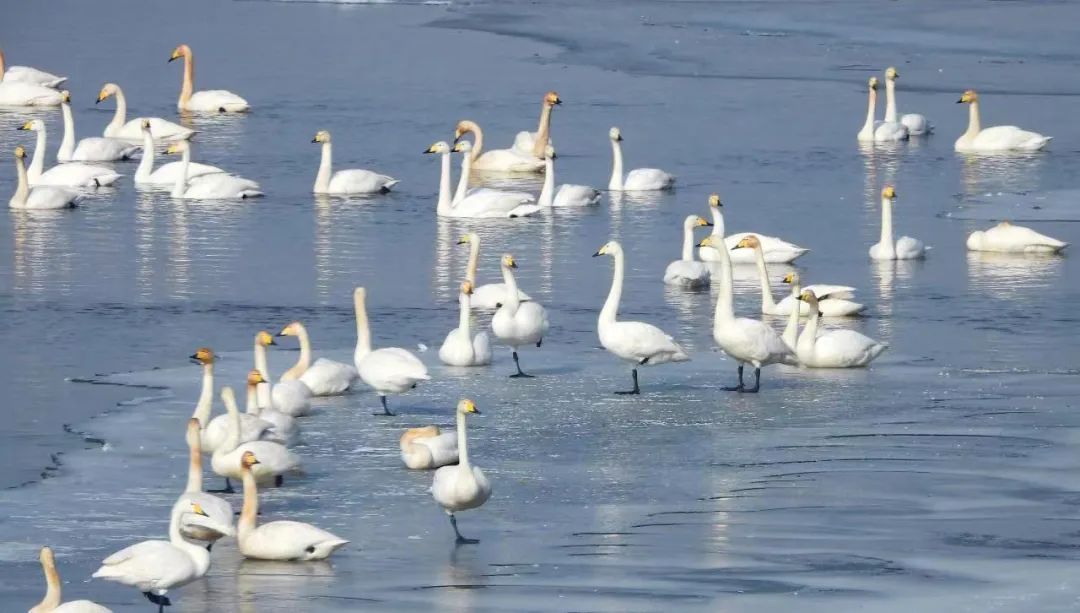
[311,130,398,194]
[211,387,301,493]
[165,141,263,199]
[354,287,430,415]
[253,330,312,417]
[698,193,808,264]
[18,120,120,187]
[698,233,795,392]
[9,146,80,210]
[57,92,140,162]
[457,232,531,309]
[537,146,601,207]
[440,281,492,367]
[431,399,491,544]
[955,90,1050,153]
[92,501,219,613]
[795,291,887,368]
[400,425,458,470]
[135,121,223,188]
[278,320,357,396]
[869,185,925,260]
[169,44,249,113]
[237,451,348,560]
[451,140,539,218]
[511,90,561,158]
[172,418,235,547]
[781,280,801,350]
[96,83,194,142]
[883,67,932,136]
[31,546,112,613]
[856,77,907,142]
[966,221,1068,253]
[595,241,690,394]
[0,49,66,88]
[188,347,274,454]
[607,127,675,191]
[780,270,863,317]
[491,254,549,377]
[734,236,865,316]
[663,215,712,288]
[454,120,545,173]
[245,370,299,446]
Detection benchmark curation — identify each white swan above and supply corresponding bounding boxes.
[955,90,1051,153]
[31,547,112,613]
[698,193,808,264]
[96,83,193,142]
[856,77,907,142]
[353,287,430,415]
[780,270,863,317]
[9,147,79,210]
[699,233,795,392]
[491,254,549,377]
[538,146,601,207]
[246,370,299,446]
[869,185,925,260]
[458,232,531,309]
[237,451,348,560]
[278,321,357,396]
[795,291,887,368]
[253,330,312,417]
[18,120,120,187]
[663,215,712,288]
[165,141,262,199]
[607,127,675,191]
[596,241,690,394]
[172,418,235,546]
[57,92,139,162]
[511,90,561,158]
[92,501,217,613]
[400,425,458,470]
[966,221,1068,253]
[312,130,398,194]
[454,119,544,173]
[0,51,63,106]
[0,49,66,88]
[734,236,865,316]
[169,44,249,113]
[451,140,539,218]
[135,121,223,188]
[884,67,932,136]
[431,399,491,544]
[188,347,273,454]
[440,281,492,367]
[211,387,301,493]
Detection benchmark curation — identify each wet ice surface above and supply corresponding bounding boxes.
[3,0,1080,610]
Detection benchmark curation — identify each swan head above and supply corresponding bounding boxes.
[60,90,71,104]
[13,146,25,160]
[247,369,267,386]
[734,235,761,250]
[241,450,260,469]
[165,141,190,155]
[782,272,800,285]
[867,77,878,91]
[545,145,556,160]
[885,66,898,80]
[609,127,623,142]
[190,347,215,365]
[797,290,819,304]
[278,321,304,337]
[881,185,897,200]
[592,240,621,257]
[461,280,474,295]
[456,232,478,245]
[452,140,472,154]
[425,141,450,155]
[256,330,276,347]
[707,193,722,208]
[457,398,481,415]
[140,119,152,134]
[454,120,480,142]
[17,119,43,133]
[958,89,978,104]
[312,130,331,144]
[501,254,517,269]
[169,44,192,63]
[544,91,562,106]
[696,235,720,250]
[39,545,55,566]
[688,215,712,229]
[96,83,119,104]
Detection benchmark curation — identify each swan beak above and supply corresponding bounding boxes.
[472,408,483,415]
[956,99,963,103]
[615,134,624,142]
[168,53,179,63]
[312,138,319,143]
[95,94,106,104]
[423,147,435,154]
[591,250,602,257]
[554,98,562,105]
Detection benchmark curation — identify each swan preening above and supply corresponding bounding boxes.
[607,127,675,191]
[18,120,120,187]
[491,254,549,377]
[97,83,194,142]
[169,44,249,113]
[454,119,545,173]
[795,291,887,368]
[698,193,808,264]
[857,76,907,143]
[869,185,926,260]
[136,121,223,188]
[0,49,66,88]
[174,417,235,546]
[595,241,689,394]
[0,49,64,105]
[58,92,140,162]
[278,321,357,396]
[440,281,492,367]
[10,146,80,210]
[734,236,865,317]
[31,546,112,613]
[955,89,1051,153]
[400,425,458,470]
[512,90,561,159]
[966,221,1067,253]
[538,146,602,208]
[353,287,430,415]
[431,399,491,544]
[458,232,531,309]
[312,130,398,194]
[165,141,263,199]
[884,67,932,136]
[663,215,712,288]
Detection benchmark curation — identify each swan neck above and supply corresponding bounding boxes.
[12,154,28,205]
[531,104,553,159]
[297,326,312,371]
[28,129,46,181]
[884,78,898,123]
[880,198,894,248]
[253,340,272,410]
[538,156,554,207]
[135,128,155,180]
[238,466,258,543]
[171,146,190,198]
[185,432,203,493]
[965,100,981,138]
[245,383,259,415]
[37,555,62,610]
[58,102,74,160]
[224,392,241,451]
[600,249,623,324]
[456,410,470,468]
[458,292,471,334]
[192,362,214,425]
[109,88,127,133]
[608,140,624,190]
[314,141,332,193]
[179,53,194,108]
[782,281,801,348]
[465,239,480,285]
[797,300,820,353]
[354,292,372,358]
[469,125,483,160]
[453,151,472,205]
[681,219,695,261]
[437,151,452,214]
[713,239,736,326]
[500,265,521,310]
[754,246,777,310]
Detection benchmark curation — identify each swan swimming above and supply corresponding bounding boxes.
[663,215,712,288]
[734,236,865,316]
[353,287,430,415]
[883,67,932,136]
[17,120,120,187]
[856,76,907,143]
[311,130,398,194]
[135,121,223,188]
[400,425,458,470]
[966,221,1067,254]
[955,89,1050,153]
[491,254,549,377]
[96,83,193,142]
[57,92,140,162]
[165,141,263,199]
[458,232,531,310]
[0,49,66,88]
[537,145,602,207]
[169,44,249,113]
[9,146,80,210]
[431,399,491,544]
[869,185,926,260]
[439,280,493,367]
[452,140,539,218]
[454,119,545,173]
[31,546,112,613]
[0,50,63,106]
[698,193,808,264]
[511,90,561,158]
[607,126,675,191]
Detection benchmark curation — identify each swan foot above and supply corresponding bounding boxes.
[450,514,478,545]
[615,368,641,395]
[143,592,171,610]
[743,368,761,393]
[509,351,533,378]
[275,475,284,487]
[723,365,746,392]
[372,396,396,416]
[208,478,235,494]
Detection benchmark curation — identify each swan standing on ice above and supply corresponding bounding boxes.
[955,90,1051,153]
[31,546,112,613]
[165,141,263,199]
[9,146,80,210]
[188,348,273,454]
[96,83,193,142]
[400,425,458,470]
[869,186,926,260]
[966,221,1067,253]
[856,77,907,143]
[245,370,299,446]
[457,232,531,310]
[491,255,549,377]
[664,215,712,287]
[431,399,491,544]
[883,67,932,136]
[607,127,675,191]
[734,236,865,316]
[0,49,65,88]
[440,281,492,367]
[795,291,887,368]
[278,321,357,396]
[135,121,223,188]
[537,146,602,207]
[311,130,398,195]
[17,120,120,187]
[454,119,545,173]
[169,44,249,113]
[253,330,312,417]
[353,287,430,416]
[57,92,140,162]
[173,418,235,547]
[595,241,690,394]
[211,388,301,493]
[511,90,561,158]
[698,194,808,264]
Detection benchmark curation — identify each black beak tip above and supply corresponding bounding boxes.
[591,252,601,257]
[956,99,963,104]
[312,138,319,143]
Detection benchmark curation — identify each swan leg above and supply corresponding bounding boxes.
[723,365,745,392]
[275,475,284,487]
[615,368,641,395]
[143,592,171,611]
[509,351,533,378]
[450,513,479,545]
[373,395,395,417]
[209,478,235,494]
[744,368,761,394]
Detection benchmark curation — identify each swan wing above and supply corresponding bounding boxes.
[895,236,925,259]
[36,163,121,187]
[300,358,357,396]
[417,432,459,467]
[731,317,795,365]
[553,184,602,207]
[812,330,886,367]
[623,168,675,191]
[472,331,492,365]
[873,121,908,142]
[454,189,535,218]
[328,169,398,194]
[23,186,79,209]
[52,601,113,613]
[817,298,866,317]
[244,520,347,560]
[802,284,856,300]
[663,260,710,287]
[187,90,249,112]
[511,130,538,154]
[360,348,429,391]
[112,117,193,141]
[182,174,263,199]
[604,321,689,364]
[0,81,63,106]
[471,283,529,310]
[977,222,1068,252]
[145,161,223,185]
[472,148,544,172]
[271,380,312,416]
[4,66,66,88]
[900,113,932,135]
[94,540,199,591]
[973,126,1051,151]
[71,137,139,162]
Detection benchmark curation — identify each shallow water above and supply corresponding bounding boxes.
[2,0,1080,610]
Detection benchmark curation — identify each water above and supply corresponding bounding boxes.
[2,0,1080,610]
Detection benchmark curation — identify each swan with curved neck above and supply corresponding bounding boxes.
[795,290,887,368]
[883,67,931,135]
[440,281,492,367]
[97,82,194,141]
[454,120,545,173]
[491,254,549,377]
[277,320,357,396]
[57,91,139,162]
[400,425,458,470]
[457,232,531,309]
[169,44,250,113]
[734,236,864,316]
[663,215,712,287]
[17,120,120,187]
[353,287,430,415]
[607,126,675,191]
[9,146,79,210]
[31,546,111,613]
[538,146,601,207]
[311,129,398,194]
[253,330,312,417]
[173,417,235,546]
[954,89,1051,152]
[431,399,491,544]
[869,185,925,260]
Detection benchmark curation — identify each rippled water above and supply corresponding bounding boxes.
[2,0,1080,610]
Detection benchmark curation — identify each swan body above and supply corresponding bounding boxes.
[869,186,925,260]
[440,281,492,367]
[253,330,313,417]
[455,120,545,173]
[57,93,139,162]
[795,291,886,368]
[173,418,234,545]
[510,90,561,158]
[698,194,807,264]
[451,141,538,217]
[0,81,62,106]
[9,147,79,210]
[955,90,1050,152]
[608,127,675,191]
[311,130,397,194]
[18,120,120,187]
[735,236,865,317]
[211,388,300,487]
[884,68,933,136]
[538,146,601,207]
[96,83,193,142]
[246,371,298,446]
[135,121,222,187]
[491,255,549,377]
[278,321,357,396]
[966,221,1067,253]
[401,425,459,470]
[31,547,112,613]
[166,140,262,199]
[353,287,430,414]
[431,400,491,543]
[457,232,530,310]
[1,49,66,88]
[664,215,712,288]
[170,44,249,112]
